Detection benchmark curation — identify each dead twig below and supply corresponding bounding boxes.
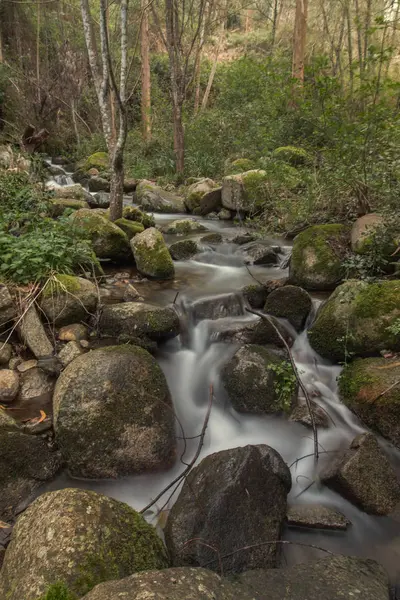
[182,538,223,576]
[371,379,400,404]
[246,307,319,462]
[140,383,214,515]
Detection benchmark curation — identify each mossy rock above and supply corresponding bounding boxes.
[339,357,400,447]
[53,345,176,477]
[221,344,297,414]
[200,233,223,245]
[162,219,207,235]
[221,170,268,213]
[99,303,180,341]
[264,285,312,331]
[289,224,350,291]
[184,178,218,212]
[122,206,155,228]
[114,218,144,239]
[136,180,185,213]
[308,279,400,361]
[131,228,174,280]
[70,209,131,261]
[169,239,199,260]
[227,158,257,174]
[49,199,89,218]
[39,275,98,326]
[350,213,397,256]
[81,152,109,172]
[0,488,169,600]
[272,146,312,166]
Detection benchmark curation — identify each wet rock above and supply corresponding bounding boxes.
[185,178,218,212]
[0,411,60,522]
[58,341,85,367]
[0,488,169,600]
[58,323,88,342]
[136,180,185,213]
[131,228,175,280]
[287,504,350,530]
[210,316,292,348]
[0,342,12,365]
[241,283,270,308]
[53,346,176,477]
[39,274,98,326]
[114,217,144,239]
[239,241,280,265]
[218,208,232,220]
[264,285,312,331]
[0,285,16,330]
[88,175,110,192]
[237,555,390,600]
[70,209,131,261]
[169,239,199,260]
[308,280,400,361]
[222,344,297,414]
[351,213,385,254]
[18,304,53,358]
[232,231,258,245]
[339,357,400,448]
[221,170,268,213]
[289,401,329,428]
[122,206,155,228]
[321,432,400,515]
[99,302,180,341]
[0,370,19,403]
[162,218,207,235]
[289,224,350,291]
[48,198,89,217]
[190,293,245,321]
[165,445,291,573]
[16,359,37,373]
[200,232,223,244]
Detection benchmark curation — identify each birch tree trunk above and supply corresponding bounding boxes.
[292,0,308,82]
[141,0,151,142]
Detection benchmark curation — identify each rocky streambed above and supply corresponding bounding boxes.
[0,161,400,599]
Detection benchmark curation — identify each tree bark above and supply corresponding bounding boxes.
[292,0,308,82]
[201,25,224,112]
[141,0,151,142]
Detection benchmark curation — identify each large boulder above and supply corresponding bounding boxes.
[99,303,180,341]
[0,488,169,600]
[320,432,400,515]
[53,345,176,477]
[0,284,17,330]
[162,218,207,235]
[71,209,131,261]
[136,180,185,213]
[264,285,312,331]
[237,555,389,600]
[289,224,350,291]
[131,228,174,279]
[339,357,400,447]
[198,187,222,216]
[351,213,384,254]
[221,344,297,414]
[221,170,268,213]
[88,175,110,192]
[308,280,400,361]
[39,275,98,326]
[164,445,291,574]
[185,178,218,212]
[0,411,60,522]
[80,151,109,172]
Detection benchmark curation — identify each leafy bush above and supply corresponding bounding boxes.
[0,171,49,216]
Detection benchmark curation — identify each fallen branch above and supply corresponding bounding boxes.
[245,307,319,461]
[140,383,214,515]
[371,379,400,404]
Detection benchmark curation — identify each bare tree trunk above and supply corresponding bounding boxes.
[201,26,224,112]
[346,4,354,95]
[292,0,308,82]
[271,0,279,49]
[36,0,41,106]
[363,0,372,69]
[172,103,184,175]
[354,0,364,75]
[141,0,151,142]
[71,99,80,146]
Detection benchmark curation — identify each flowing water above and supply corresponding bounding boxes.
[44,167,400,585]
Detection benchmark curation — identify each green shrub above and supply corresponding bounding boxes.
[38,582,77,600]
[272,146,312,166]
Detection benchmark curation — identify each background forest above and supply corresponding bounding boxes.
[0,0,400,231]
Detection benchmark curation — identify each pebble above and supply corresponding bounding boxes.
[17,360,38,373]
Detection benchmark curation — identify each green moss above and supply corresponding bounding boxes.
[49,199,88,218]
[241,170,269,206]
[272,146,312,166]
[82,152,109,172]
[354,280,400,319]
[115,218,144,239]
[71,209,130,260]
[131,230,174,280]
[164,219,206,235]
[123,206,155,228]
[169,239,198,260]
[42,274,81,298]
[227,158,256,174]
[38,582,77,600]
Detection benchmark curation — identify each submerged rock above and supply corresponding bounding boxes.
[136,180,185,213]
[289,401,329,428]
[200,232,223,244]
[39,274,98,326]
[308,280,400,361]
[239,241,280,265]
[53,345,176,477]
[71,208,131,261]
[222,344,297,414]
[339,357,400,448]
[287,504,350,530]
[99,302,180,341]
[289,224,350,291]
[165,445,291,574]
[264,285,312,331]
[169,239,198,260]
[0,488,169,600]
[320,432,400,515]
[0,411,60,522]
[131,228,175,280]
